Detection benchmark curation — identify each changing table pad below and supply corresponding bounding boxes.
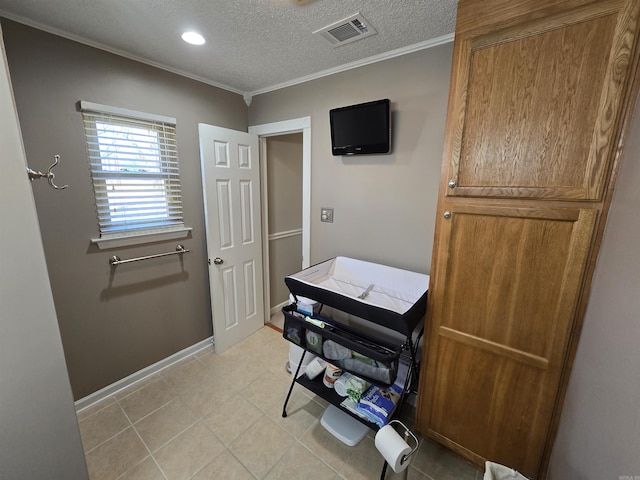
[285,257,429,336]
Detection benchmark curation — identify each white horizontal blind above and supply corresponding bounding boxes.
[81,105,184,236]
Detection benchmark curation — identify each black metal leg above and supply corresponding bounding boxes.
[407,338,419,387]
[282,349,307,418]
[380,460,389,479]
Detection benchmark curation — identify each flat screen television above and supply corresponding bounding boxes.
[330,99,391,156]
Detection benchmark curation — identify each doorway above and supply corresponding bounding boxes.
[265,133,303,322]
[249,117,311,329]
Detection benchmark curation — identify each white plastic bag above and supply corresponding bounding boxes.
[483,461,529,480]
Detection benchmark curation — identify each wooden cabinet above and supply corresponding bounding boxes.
[422,205,596,476]
[415,1,640,478]
[447,0,639,201]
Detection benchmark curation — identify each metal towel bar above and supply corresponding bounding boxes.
[109,244,189,266]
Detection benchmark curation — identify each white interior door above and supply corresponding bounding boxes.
[199,124,264,353]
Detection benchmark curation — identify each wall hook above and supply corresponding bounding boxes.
[26,154,69,190]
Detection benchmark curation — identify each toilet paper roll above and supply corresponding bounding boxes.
[374,424,412,473]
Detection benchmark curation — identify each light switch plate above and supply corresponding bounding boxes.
[321,207,334,223]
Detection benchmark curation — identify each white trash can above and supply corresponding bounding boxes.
[287,344,315,377]
[483,461,529,480]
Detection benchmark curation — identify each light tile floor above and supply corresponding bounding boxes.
[77,325,482,480]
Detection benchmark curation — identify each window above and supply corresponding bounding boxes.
[80,102,190,248]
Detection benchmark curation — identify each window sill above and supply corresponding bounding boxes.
[91,227,193,250]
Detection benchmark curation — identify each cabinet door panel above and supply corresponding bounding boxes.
[441,206,579,358]
[421,205,596,478]
[446,1,640,200]
[428,337,548,476]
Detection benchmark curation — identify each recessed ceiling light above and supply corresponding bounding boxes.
[181,31,205,46]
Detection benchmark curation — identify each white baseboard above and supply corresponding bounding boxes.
[74,336,214,413]
[270,299,290,316]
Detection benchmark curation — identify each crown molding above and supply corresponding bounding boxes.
[247,32,455,96]
[1,12,453,99]
[0,11,245,95]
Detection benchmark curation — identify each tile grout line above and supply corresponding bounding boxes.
[111,399,167,480]
[79,401,133,456]
[293,429,342,477]
[129,426,169,480]
[179,424,229,480]
[135,417,200,455]
[118,393,179,426]
[79,325,482,480]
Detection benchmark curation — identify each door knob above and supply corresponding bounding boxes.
[213,257,224,265]
[443,211,452,219]
[448,179,456,189]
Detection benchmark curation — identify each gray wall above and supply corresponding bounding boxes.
[249,44,454,274]
[0,29,88,478]
[2,19,248,400]
[266,134,303,307]
[2,11,638,475]
[548,103,640,478]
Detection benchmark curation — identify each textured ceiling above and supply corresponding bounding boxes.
[0,0,457,96]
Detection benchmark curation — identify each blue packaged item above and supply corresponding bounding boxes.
[356,383,402,427]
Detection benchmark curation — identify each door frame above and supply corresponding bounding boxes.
[248,116,311,318]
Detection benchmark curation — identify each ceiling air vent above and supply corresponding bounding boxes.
[313,13,377,47]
